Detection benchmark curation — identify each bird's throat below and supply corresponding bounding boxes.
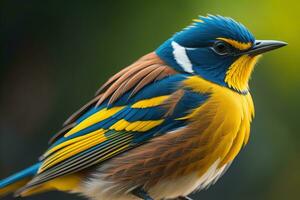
[225,55,261,93]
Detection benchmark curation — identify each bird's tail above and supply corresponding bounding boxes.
[0,163,40,198]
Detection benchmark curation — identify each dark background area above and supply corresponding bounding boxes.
[1,1,299,200]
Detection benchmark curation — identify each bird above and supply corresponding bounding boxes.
[0,15,287,200]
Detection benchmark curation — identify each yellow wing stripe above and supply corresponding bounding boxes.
[48,130,105,161]
[217,37,252,50]
[131,95,169,108]
[109,119,164,132]
[65,106,125,137]
[109,119,129,131]
[44,129,106,157]
[41,132,132,176]
[43,131,105,168]
[40,129,107,172]
[40,96,167,173]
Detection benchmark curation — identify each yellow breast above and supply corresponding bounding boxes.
[181,76,254,175]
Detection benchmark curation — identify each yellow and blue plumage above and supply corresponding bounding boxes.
[0,15,286,200]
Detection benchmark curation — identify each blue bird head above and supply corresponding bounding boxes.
[156,15,287,93]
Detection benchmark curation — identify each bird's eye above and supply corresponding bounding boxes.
[212,41,232,55]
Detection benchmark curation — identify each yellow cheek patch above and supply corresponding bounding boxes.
[217,37,252,50]
[110,119,164,132]
[131,96,169,108]
[225,55,261,92]
[65,106,125,137]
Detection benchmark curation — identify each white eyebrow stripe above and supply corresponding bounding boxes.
[171,41,194,73]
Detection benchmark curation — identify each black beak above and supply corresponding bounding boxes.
[243,40,287,56]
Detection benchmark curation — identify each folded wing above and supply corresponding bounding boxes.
[20,52,207,191]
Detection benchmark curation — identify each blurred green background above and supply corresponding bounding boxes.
[0,0,299,200]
